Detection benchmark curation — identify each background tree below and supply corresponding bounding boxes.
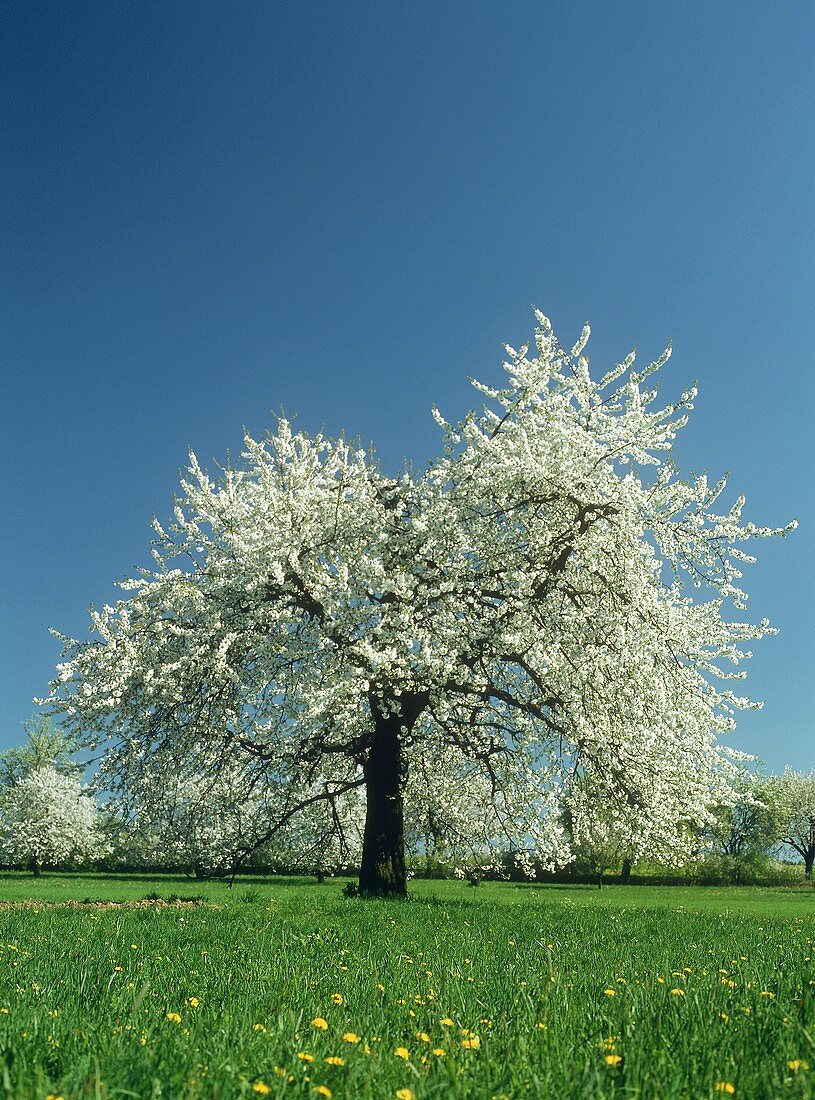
[44,311,794,896]
[560,771,639,887]
[0,764,101,875]
[706,770,780,860]
[767,769,815,878]
[0,714,77,787]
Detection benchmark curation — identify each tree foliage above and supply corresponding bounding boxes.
[44,311,794,894]
[0,714,77,788]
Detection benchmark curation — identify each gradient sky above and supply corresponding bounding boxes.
[1,2,813,770]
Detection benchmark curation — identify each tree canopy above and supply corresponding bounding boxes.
[44,311,795,895]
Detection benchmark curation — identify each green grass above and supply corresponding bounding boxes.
[1,875,815,1098]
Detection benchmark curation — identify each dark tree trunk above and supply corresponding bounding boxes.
[806,852,814,880]
[620,857,632,885]
[358,691,428,897]
[359,711,408,896]
[31,861,42,877]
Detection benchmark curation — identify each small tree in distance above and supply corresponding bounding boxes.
[0,765,101,875]
[768,769,815,879]
[44,310,795,896]
[111,757,275,877]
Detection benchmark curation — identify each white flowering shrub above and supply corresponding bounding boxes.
[44,310,794,895]
[0,765,102,874]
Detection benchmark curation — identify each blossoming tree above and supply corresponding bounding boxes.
[44,311,794,895]
[0,765,102,874]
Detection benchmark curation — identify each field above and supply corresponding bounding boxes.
[1,876,815,1098]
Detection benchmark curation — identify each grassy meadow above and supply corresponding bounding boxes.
[1,875,814,1098]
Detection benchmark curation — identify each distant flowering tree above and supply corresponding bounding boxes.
[767,769,815,878]
[44,310,794,896]
[706,770,780,861]
[0,765,101,874]
[560,770,640,885]
[110,750,365,879]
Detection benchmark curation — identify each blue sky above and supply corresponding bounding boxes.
[1,2,812,770]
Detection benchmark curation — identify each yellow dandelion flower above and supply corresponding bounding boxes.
[331,993,343,1004]
[714,1084,735,1095]
[432,1047,446,1056]
[416,1031,430,1042]
[461,1037,480,1049]
[252,1023,267,1032]
[314,1088,332,1099]
[788,1060,810,1071]
[603,989,616,997]
[669,988,685,997]
[324,1056,345,1066]
[720,1012,730,1022]
[394,1046,410,1060]
[440,1017,454,1026]
[396,1090,415,1100]
[297,1052,315,1063]
[188,997,200,1008]
[343,1032,361,1043]
[252,1084,271,1096]
[604,1055,622,1066]
[166,1012,182,1023]
[311,1017,329,1030]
